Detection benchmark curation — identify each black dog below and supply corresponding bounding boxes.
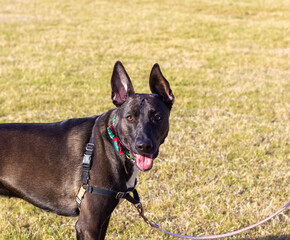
[0,61,174,239]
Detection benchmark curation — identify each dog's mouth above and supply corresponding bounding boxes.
[131,151,158,172]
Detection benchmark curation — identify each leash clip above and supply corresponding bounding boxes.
[134,202,159,228]
[135,203,143,214]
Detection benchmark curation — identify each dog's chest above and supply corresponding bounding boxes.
[116,166,139,206]
[126,165,139,189]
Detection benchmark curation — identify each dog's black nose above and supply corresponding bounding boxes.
[136,139,153,153]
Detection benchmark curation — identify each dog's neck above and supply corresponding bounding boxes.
[92,110,139,188]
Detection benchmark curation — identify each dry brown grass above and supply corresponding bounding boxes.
[0,0,289,239]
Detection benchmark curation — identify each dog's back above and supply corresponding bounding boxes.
[0,116,97,216]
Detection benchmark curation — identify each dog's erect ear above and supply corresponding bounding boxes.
[149,64,174,108]
[111,61,135,107]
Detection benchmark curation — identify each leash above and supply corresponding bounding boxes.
[133,201,290,239]
[76,114,289,239]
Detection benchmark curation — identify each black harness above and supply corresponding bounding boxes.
[75,121,140,210]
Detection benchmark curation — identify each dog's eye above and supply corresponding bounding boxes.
[154,115,161,121]
[127,115,133,121]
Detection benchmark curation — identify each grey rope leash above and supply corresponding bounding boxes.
[135,201,289,239]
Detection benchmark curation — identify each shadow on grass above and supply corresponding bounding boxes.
[241,235,289,240]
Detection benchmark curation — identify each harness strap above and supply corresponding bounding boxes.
[81,142,94,185]
[76,181,140,209]
[86,183,140,205]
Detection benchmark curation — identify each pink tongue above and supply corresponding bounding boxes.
[135,154,153,171]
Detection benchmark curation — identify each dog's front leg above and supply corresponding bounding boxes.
[99,216,111,240]
[75,194,118,240]
[76,216,111,240]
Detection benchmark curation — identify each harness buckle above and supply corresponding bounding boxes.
[86,143,94,151]
[115,192,125,199]
[82,154,91,167]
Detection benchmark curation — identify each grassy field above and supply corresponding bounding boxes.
[0,0,289,239]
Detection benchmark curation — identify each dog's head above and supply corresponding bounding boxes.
[111,61,174,172]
